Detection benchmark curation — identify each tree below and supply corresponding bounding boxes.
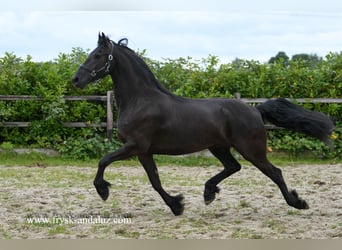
[291,53,322,67]
[268,51,289,65]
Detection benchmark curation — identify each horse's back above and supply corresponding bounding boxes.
[154,97,265,148]
[192,98,264,128]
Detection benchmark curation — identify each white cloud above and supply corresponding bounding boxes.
[0,12,17,35]
[3,0,342,12]
[1,3,342,63]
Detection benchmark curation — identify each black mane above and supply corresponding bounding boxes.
[116,38,183,100]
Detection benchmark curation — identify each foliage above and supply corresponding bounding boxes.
[268,51,289,65]
[54,130,121,160]
[0,49,341,159]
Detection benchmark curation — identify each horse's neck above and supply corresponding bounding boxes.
[111,48,176,110]
[110,62,160,111]
[111,48,179,111]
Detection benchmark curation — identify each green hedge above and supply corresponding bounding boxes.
[0,49,341,159]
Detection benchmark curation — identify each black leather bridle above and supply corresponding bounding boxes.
[80,40,115,77]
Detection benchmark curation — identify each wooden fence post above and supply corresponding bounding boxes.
[234,92,241,99]
[106,90,114,139]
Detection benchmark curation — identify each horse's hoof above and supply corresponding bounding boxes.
[204,196,215,205]
[169,194,184,216]
[204,185,220,205]
[300,200,309,210]
[94,180,111,201]
[290,189,309,210]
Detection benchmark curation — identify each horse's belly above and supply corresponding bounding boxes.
[148,143,209,155]
[148,125,228,155]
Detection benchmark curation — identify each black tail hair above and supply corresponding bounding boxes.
[256,98,335,145]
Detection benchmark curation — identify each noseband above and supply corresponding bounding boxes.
[80,40,115,77]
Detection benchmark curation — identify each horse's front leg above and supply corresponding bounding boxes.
[94,141,137,200]
[138,154,184,216]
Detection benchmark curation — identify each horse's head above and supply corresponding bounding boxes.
[72,32,115,89]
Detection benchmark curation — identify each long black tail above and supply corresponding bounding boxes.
[256,98,335,145]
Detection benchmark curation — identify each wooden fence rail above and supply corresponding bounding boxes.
[1,92,341,138]
[0,91,115,138]
[232,92,342,103]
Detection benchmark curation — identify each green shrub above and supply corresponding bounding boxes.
[0,49,341,159]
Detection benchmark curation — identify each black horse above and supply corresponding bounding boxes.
[72,33,334,216]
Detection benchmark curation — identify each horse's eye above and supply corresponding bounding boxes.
[94,53,101,59]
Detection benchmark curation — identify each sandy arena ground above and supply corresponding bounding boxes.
[0,163,341,239]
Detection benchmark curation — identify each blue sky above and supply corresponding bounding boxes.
[1,0,342,63]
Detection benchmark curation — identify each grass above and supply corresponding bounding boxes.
[114,227,140,239]
[0,150,340,168]
[231,228,257,239]
[237,200,251,209]
[0,225,11,239]
[47,225,69,237]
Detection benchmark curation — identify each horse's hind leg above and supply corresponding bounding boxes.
[251,158,309,209]
[236,132,309,210]
[138,154,184,216]
[204,146,241,205]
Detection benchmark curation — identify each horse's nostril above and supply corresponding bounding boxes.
[72,76,79,83]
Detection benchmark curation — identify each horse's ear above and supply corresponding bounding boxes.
[98,32,104,45]
[98,32,110,47]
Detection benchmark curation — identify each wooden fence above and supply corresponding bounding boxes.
[0,91,341,138]
[0,91,114,138]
